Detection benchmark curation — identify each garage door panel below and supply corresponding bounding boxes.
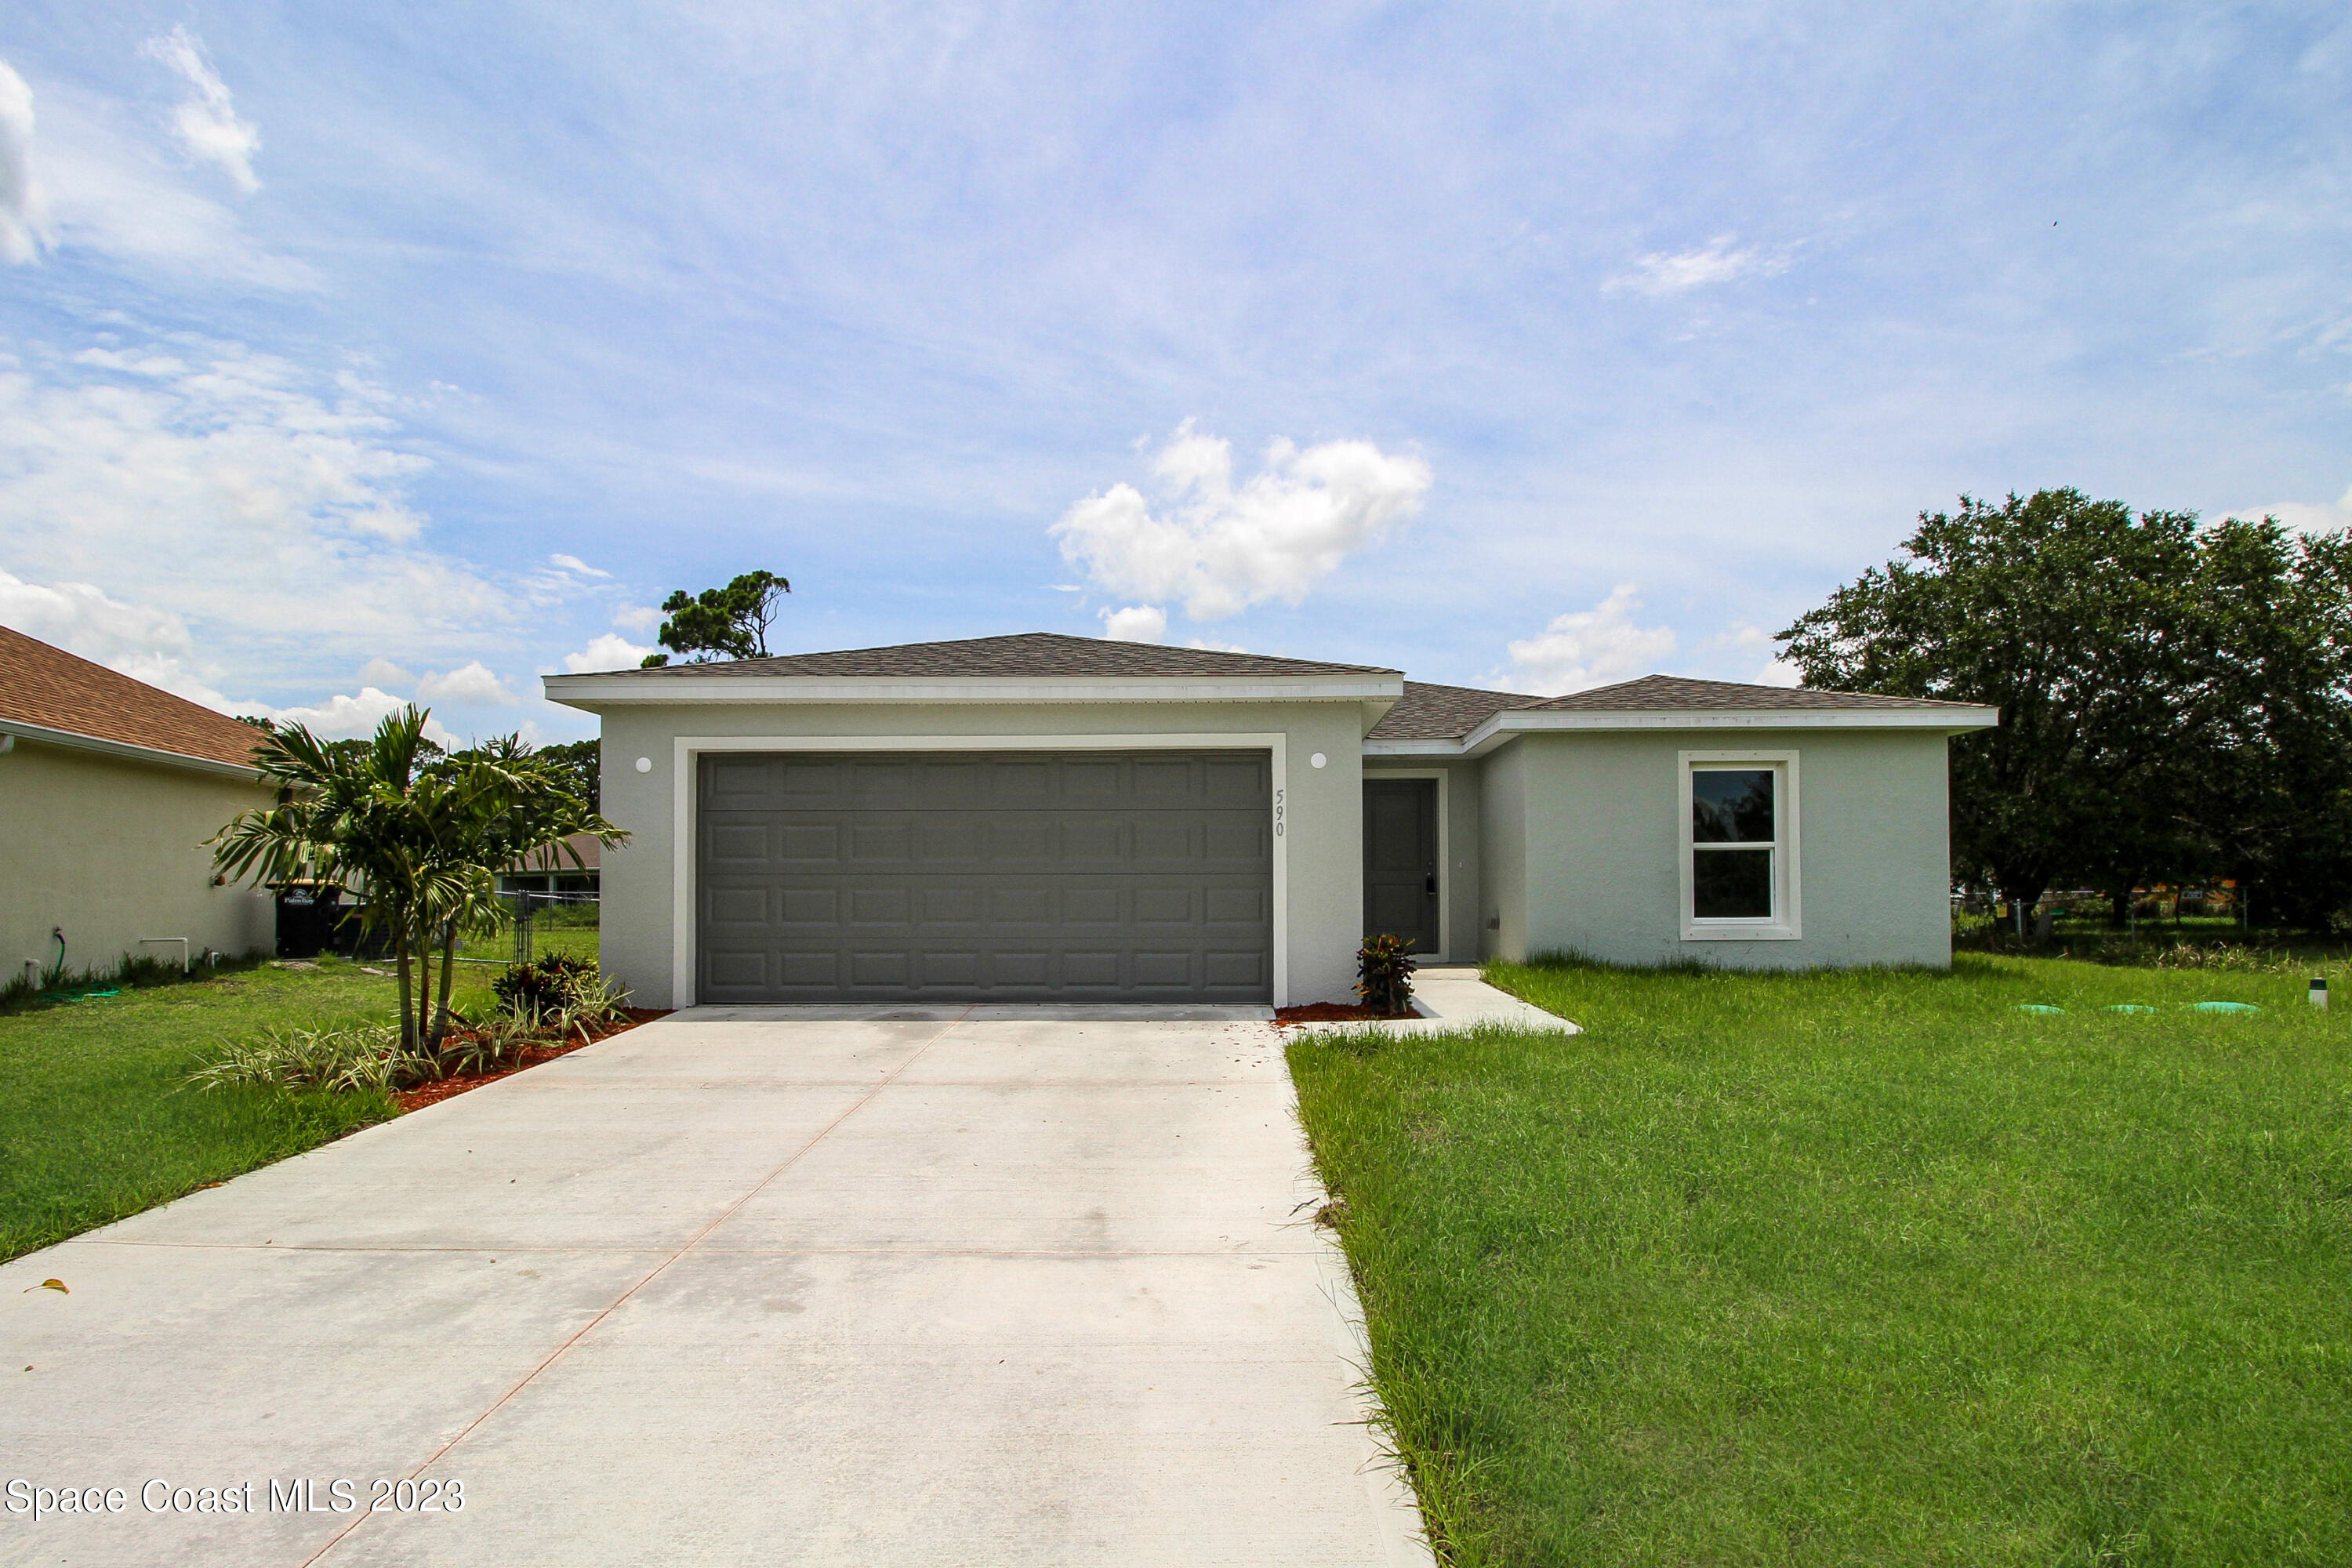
[706,887,768,926]
[698,751,1272,1003]
[1204,886,1267,925]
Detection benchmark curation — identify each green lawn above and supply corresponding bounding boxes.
[1289,954,2352,1566]
[0,949,546,1263]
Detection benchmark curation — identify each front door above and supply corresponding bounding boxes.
[1363,779,1439,954]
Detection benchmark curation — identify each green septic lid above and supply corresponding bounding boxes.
[2014,1004,2065,1015]
[2105,1004,2158,1014]
[2188,1001,2260,1014]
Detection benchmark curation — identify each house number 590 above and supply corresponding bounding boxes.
[1274,787,1285,837]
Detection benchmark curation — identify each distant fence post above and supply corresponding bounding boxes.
[512,891,535,967]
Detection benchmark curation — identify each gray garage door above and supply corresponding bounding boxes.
[696,750,1272,1004]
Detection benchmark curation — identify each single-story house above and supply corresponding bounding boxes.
[500,832,604,898]
[0,626,275,987]
[543,633,1998,1009]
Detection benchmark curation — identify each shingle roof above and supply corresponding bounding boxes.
[589,632,1399,680]
[1367,681,1554,740]
[0,624,265,769]
[1532,673,1987,713]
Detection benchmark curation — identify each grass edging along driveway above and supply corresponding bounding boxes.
[0,956,641,1265]
[1287,954,2352,1566]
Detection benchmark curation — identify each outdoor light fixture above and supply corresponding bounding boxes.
[635,757,652,772]
[1310,752,1327,768]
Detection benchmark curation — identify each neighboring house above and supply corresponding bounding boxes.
[543,633,1998,1009]
[500,832,603,897]
[0,626,274,986]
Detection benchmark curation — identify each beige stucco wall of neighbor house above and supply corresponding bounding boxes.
[1363,757,1486,963]
[585,699,1374,1009]
[2,739,275,985]
[1490,727,1954,970]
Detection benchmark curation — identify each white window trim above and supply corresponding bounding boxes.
[1362,768,1450,963]
[672,733,1289,1007]
[1679,748,1802,942]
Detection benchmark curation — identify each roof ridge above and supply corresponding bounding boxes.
[575,630,1402,680]
[1532,671,1992,713]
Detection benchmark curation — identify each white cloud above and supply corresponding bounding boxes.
[1098,604,1167,642]
[0,332,514,695]
[140,27,260,193]
[1051,420,1432,622]
[1605,234,1791,297]
[415,660,514,705]
[1499,584,1677,693]
[2226,481,2352,536]
[612,604,663,633]
[240,686,457,746]
[0,567,193,667]
[563,632,656,673]
[1712,622,1803,687]
[549,552,609,579]
[0,56,49,263]
[358,656,414,688]
[27,82,309,286]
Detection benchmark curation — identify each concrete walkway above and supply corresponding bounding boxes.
[1287,966,1580,1036]
[0,1011,1428,1567]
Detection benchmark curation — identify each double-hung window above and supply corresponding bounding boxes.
[1679,750,1800,940]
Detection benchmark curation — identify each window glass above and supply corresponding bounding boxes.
[1693,847,1773,919]
[1692,768,1773,844]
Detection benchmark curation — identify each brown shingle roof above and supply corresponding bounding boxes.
[583,632,1398,681]
[510,831,603,873]
[1367,681,1554,740]
[0,625,264,770]
[1532,673,1987,713]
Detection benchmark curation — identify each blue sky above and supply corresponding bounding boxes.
[2,3,2347,742]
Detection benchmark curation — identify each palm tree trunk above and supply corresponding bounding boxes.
[392,920,416,1054]
[430,919,459,1050]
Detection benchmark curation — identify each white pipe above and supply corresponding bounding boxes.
[140,936,191,975]
[0,734,14,754]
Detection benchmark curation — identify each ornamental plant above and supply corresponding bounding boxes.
[1355,934,1417,1016]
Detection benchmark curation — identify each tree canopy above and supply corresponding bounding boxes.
[638,569,790,666]
[1778,489,2352,927]
[211,710,627,1050]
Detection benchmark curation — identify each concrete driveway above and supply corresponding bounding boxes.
[0,1008,1427,1566]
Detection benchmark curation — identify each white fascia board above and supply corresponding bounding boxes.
[1361,737,1467,758]
[543,673,1406,712]
[1365,703,2000,759]
[1458,706,1999,754]
[0,718,265,782]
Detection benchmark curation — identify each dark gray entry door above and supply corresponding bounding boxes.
[1363,779,1439,953]
[697,750,1272,1004]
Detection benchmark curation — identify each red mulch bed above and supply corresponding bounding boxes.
[392,1007,672,1112]
[1274,1002,1417,1025]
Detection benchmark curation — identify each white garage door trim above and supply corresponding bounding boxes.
[673,733,1290,1007]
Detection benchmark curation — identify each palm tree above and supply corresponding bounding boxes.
[211,707,627,1053]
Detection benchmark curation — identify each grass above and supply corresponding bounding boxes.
[1288,953,2352,1566]
[0,936,595,1263]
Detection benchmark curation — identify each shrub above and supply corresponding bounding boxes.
[492,953,604,1018]
[1356,934,1418,1016]
[187,1024,422,1094]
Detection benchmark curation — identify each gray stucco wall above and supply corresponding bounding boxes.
[1491,727,1953,970]
[2,740,275,982]
[1479,743,1530,962]
[585,699,1372,1008]
[1362,757,1486,963]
